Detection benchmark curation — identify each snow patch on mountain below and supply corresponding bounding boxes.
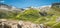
[39,5,51,9]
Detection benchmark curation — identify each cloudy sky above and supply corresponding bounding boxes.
[0,0,60,8]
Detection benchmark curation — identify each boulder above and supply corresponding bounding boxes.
[0,19,49,28]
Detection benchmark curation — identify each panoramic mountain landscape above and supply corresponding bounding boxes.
[0,0,60,28]
[0,3,60,28]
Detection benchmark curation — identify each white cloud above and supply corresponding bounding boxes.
[0,1,5,3]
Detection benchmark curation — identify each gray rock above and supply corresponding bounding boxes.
[0,19,49,28]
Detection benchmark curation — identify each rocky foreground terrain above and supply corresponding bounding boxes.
[0,3,60,28]
[0,19,51,28]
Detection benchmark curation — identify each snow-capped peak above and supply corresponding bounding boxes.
[39,5,51,9]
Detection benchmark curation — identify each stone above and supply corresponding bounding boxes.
[0,19,48,28]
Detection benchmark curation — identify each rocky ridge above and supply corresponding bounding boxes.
[0,19,50,28]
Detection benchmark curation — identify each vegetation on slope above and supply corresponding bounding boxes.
[0,3,60,28]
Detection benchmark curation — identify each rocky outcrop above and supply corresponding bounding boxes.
[0,3,24,12]
[0,19,49,28]
[52,3,60,7]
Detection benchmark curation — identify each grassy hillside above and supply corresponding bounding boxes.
[0,3,60,28]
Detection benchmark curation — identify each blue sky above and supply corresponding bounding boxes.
[0,0,60,8]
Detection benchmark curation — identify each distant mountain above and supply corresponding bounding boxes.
[51,3,60,12]
[52,3,60,8]
[39,5,51,12]
[0,3,60,12]
[0,3,24,18]
[0,3,24,12]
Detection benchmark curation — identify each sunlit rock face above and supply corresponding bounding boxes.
[0,3,23,12]
[0,19,18,28]
[56,17,60,22]
[18,21,41,28]
[39,5,51,12]
[0,19,49,28]
[0,3,12,9]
